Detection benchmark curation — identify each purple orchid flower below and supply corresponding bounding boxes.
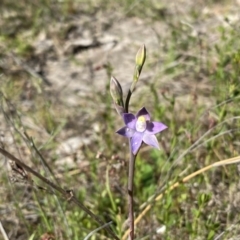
[116,107,167,155]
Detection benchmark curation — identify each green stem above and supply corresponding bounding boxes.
[125,89,132,113]
[125,72,139,239]
[128,141,136,240]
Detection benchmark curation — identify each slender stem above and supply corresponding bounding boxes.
[125,79,138,239]
[125,89,132,114]
[128,141,136,240]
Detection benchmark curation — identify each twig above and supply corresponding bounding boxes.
[24,132,72,238]
[23,132,57,183]
[0,148,119,240]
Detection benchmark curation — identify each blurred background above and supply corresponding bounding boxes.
[1,0,240,239]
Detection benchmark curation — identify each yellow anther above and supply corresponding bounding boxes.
[136,116,146,132]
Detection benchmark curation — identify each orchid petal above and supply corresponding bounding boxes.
[131,132,144,155]
[146,122,168,134]
[123,113,136,129]
[116,107,167,155]
[142,134,160,150]
[116,126,135,138]
[136,107,150,121]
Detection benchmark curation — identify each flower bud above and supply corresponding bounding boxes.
[134,44,146,81]
[135,44,146,69]
[110,76,124,107]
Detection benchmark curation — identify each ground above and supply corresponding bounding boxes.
[1,0,240,239]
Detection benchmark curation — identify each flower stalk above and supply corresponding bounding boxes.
[110,45,167,240]
[125,44,146,113]
[128,147,136,240]
[123,46,145,238]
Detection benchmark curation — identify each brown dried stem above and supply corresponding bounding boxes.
[0,147,119,240]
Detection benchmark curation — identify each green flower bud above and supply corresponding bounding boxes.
[135,44,146,68]
[134,44,146,81]
[130,45,146,93]
[110,76,124,108]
